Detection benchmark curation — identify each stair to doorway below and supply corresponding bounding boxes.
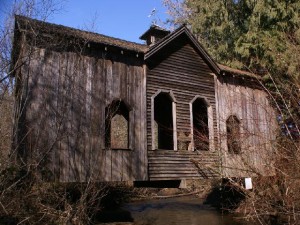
[148,150,220,181]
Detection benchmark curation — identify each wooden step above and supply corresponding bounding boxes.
[147,150,220,181]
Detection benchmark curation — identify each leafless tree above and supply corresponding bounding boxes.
[0,1,119,225]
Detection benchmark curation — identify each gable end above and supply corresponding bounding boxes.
[145,26,221,75]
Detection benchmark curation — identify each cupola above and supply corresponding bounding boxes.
[140,25,170,46]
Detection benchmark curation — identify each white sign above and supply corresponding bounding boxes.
[245,177,253,190]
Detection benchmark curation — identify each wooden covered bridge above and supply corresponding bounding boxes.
[11,16,277,183]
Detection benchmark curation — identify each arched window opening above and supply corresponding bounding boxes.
[192,98,209,151]
[105,100,129,149]
[227,115,241,154]
[154,92,174,150]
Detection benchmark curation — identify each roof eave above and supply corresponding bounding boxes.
[218,64,261,80]
[15,15,148,54]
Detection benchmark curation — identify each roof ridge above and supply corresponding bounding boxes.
[15,15,148,53]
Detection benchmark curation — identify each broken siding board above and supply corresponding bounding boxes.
[141,64,147,180]
[58,51,68,181]
[137,65,146,179]
[105,60,113,104]
[120,60,127,100]
[255,90,264,144]
[40,48,49,171]
[256,93,266,169]
[74,54,84,181]
[240,86,249,150]
[87,56,94,179]
[75,53,89,181]
[47,51,57,180]
[214,76,221,152]
[90,58,98,176]
[64,52,75,181]
[112,60,121,99]
[67,52,78,182]
[251,90,260,159]
[25,48,39,162]
[257,90,272,172]
[126,61,133,104]
[133,65,140,179]
[51,51,62,180]
[246,88,255,152]
[217,80,227,152]
[91,57,104,177]
[83,56,93,180]
[21,52,30,133]
[260,92,271,144]
[128,63,135,153]
[139,64,147,180]
[93,59,106,174]
[99,57,106,150]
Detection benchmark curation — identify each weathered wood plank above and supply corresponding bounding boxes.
[104,150,112,181]
[122,151,133,181]
[147,41,217,154]
[57,51,68,181]
[111,150,122,181]
[215,76,277,177]
[68,52,78,182]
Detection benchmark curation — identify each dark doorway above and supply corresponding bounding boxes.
[154,92,174,150]
[192,98,209,150]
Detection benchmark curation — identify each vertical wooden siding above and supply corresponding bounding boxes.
[146,39,218,151]
[20,46,147,182]
[146,38,220,180]
[215,76,277,177]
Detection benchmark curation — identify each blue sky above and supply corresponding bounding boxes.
[51,0,167,42]
[49,0,169,43]
[0,0,170,44]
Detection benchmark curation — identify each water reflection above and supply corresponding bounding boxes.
[123,196,251,225]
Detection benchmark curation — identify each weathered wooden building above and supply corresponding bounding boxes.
[11,16,277,182]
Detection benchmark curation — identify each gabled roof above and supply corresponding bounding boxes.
[145,25,259,80]
[14,16,259,80]
[15,15,148,53]
[145,25,221,75]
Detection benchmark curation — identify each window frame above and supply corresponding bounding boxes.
[151,90,177,151]
[189,96,214,151]
[105,99,132,150]
[226,115,242,154]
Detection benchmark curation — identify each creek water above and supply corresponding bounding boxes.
[122,196,252,225]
